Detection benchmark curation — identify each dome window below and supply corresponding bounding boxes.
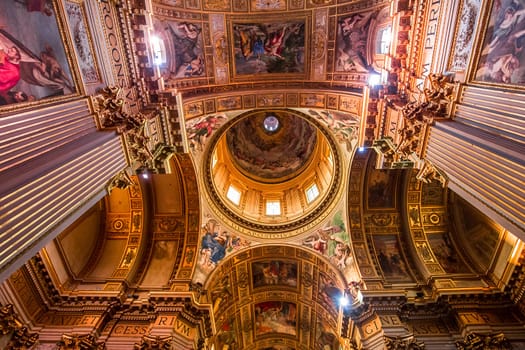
[305,183,320,203]
[227,185,241,206]
[266,200,281,216]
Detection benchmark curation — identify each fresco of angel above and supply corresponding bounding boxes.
[335,11,376,73]
[160,21,205,79]
[186,114,227,151]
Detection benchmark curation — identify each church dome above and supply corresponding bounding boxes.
[205,109,342,236]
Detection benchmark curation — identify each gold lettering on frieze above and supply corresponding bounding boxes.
[38,313,82,326]
[380,315,403,327]
[175,319,195,339]
[361,315,382,339]
[79,315,100,326]
[112,324,149,336]
[411,322,449,335]
[154,315,177,328]
[458,312,504,325]
[97,3,137,113]
[9,271,40,313]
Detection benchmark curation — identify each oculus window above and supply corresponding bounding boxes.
[263,115,280,133]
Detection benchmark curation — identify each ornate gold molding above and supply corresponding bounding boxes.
[90,86,176,172]
[91,86,146,134]
[107,168,136,193]
[372,74,455,187]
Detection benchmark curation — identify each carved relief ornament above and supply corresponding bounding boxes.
[57,334,106,350]
[134,335,173,350]
[0,304,38,350]
[455,332,512,350]
[384,334,425,349]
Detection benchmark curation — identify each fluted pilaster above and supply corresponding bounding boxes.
[0,99,127,282]
[426,120,525,238]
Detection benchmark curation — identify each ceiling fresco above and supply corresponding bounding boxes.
[200,108,344,235]
[152,19,206,80]
[336,10,378,73]
[232,19,306,76]
[204,245,349,350]
[225,110,317,181]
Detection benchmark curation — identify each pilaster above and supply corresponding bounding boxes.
[0,98,127,282]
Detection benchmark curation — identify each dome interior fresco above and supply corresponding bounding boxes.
[225,110,317,182]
